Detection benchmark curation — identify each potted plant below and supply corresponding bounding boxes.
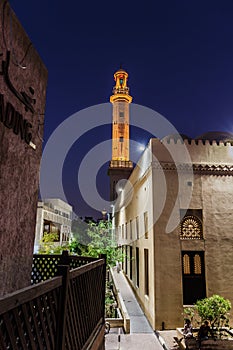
[183,295,233,349]
[195,295,231,336]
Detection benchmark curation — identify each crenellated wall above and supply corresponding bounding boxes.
[162,137,233,165]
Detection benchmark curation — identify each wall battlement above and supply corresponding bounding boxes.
[161,136,233,147]
[150,137,233,166]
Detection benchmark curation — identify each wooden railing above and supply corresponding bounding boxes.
[0,253,106,350]
[31,251,98,284]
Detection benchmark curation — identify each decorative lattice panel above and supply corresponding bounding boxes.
[180,215,203,240]
[31,255,61,284]
[31,254,99,285]
[183,254,190,274]
[1,256,105,350]
[194,254,202,274]
[0,287,60,350]
[69,256,97,270]
[65,263,105,350]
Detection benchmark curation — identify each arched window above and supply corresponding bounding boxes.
[183,254,190,274]
[180,215,203,240]
[194,254,202,274]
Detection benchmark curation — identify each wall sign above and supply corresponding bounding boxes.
[0,51,36,147]
[0,94,32,144]
[1,51,36,113]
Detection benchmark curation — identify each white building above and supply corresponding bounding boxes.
[34,198,73,253]
[114,133,233,330]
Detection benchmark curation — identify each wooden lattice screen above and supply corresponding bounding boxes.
[31,252,97,284]
[31,255,61,284]
[0,254,106,350]
[64,260,105,350]
[0,277,62,349]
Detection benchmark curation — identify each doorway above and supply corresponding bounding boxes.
[182,251,206,305]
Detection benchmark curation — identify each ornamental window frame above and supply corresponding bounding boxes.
[180,215,203,240]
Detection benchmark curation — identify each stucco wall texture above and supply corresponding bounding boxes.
[116,137,233,330]
[0,1,47,296]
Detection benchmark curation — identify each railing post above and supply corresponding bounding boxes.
[55,264,70,350]
[99,254,107,323]
[60,250,70,265]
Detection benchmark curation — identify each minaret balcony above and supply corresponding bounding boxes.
[110,93,132,103]
[112,87,130,94]
[110,160,133,168]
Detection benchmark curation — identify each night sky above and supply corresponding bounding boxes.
[10,0,233,218]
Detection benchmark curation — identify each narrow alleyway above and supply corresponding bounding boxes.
[105,267,165,349]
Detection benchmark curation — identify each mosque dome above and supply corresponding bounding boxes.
[195,131,233,142]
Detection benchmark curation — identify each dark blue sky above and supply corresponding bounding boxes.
[10,0,233,217]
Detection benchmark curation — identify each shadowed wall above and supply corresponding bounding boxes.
[0,1,47,296]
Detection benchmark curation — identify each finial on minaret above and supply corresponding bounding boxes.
[110,68,132,103]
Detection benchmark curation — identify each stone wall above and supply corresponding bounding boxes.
[0,1,47,295]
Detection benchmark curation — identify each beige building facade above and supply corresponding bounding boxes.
[34,198,73,253]
[114,134,233,330]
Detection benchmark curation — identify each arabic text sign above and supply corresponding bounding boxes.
[0,94,32,144]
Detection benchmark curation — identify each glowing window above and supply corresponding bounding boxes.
[194,254,202,274]
[183,254,190,274]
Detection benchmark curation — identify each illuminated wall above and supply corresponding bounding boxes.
[115,136,233,330]
[0,1,47,295]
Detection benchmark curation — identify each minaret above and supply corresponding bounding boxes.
[108,68,133,201]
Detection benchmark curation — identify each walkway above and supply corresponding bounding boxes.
[105,267,164,349]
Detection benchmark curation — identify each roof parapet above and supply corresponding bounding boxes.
[163,137,233,147]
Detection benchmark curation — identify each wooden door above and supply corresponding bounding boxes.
[182,251,206,305]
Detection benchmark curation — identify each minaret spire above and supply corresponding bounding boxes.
[108,68,133,201]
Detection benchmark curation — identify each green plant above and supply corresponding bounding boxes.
[38,219,125,266]
[38,232,69,254]
[183,307,196,324]
[81,220,124,267]
[196,295,231,329]
[184,295,231,338]
[68,238,86,255]
[105,281,117,318]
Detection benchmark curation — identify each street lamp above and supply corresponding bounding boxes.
[101,209,107,221]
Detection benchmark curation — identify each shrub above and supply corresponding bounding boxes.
[195,294,231,329]
[184,295,231,337]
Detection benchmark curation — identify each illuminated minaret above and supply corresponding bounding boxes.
[108,68,133,201]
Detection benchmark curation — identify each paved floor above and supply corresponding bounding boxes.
[105,333,164,350]
[158,330,180,349]
[105,267,164,349]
